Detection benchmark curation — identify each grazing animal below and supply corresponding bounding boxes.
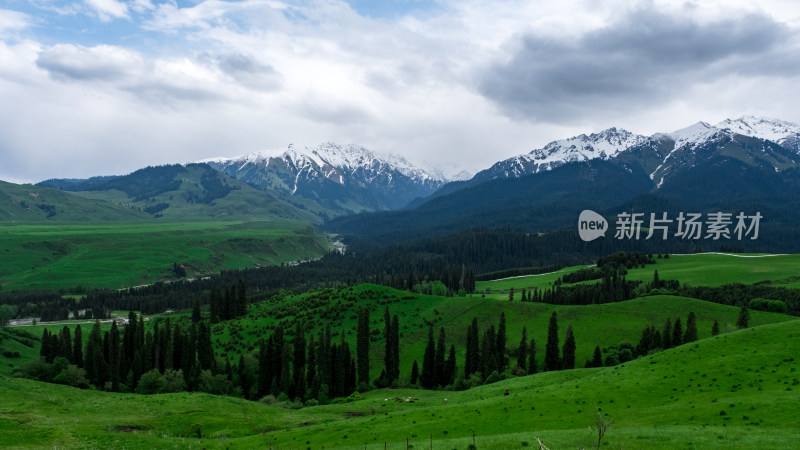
[443,398,448,404]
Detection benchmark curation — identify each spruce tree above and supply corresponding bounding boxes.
[209,287,222,324]
[684,312,698,343]
[59,326,72,363]
[85,320,107,388]
[421,326,435,389]
[356,308,370,387]
[292,323,306,400]
[591,345,603,368]
[736,306,750,329]
[108,321,120,391]
[389,315,400,382]
[545,312,560,371]
[711,320,721,336]
[465,318,480,377]
[434,327,446,386]
[496,312,507,372]
[517,326,528,372]
[306,334,317,396]
[527,338,537,374]
[480,325,497,379]
[279,341,293,396]
[410,360,419,385]
[257,339,270,397]
[445,344,456,385]
[562,325,576,370]
[662,318,672,349]
[192,299,201,323]
[238,354,251,399]
[383,306,394,383]
[672,318,683,347]
[73,325,83,368]
[197,322,214,371]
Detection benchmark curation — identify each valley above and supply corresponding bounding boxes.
[1,115,800,449]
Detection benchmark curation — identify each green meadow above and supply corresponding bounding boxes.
[0,219,331,291]
[1,318,798,449]
[477,253,800,296]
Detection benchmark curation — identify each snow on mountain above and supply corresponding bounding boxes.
[469,116,800,188]
[198,143,449,213]
[716,116,800,143]
[528,127,648,164]
[472,127,647,182]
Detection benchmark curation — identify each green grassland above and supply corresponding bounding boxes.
[0,219,331,291]
[477,253,800,297]
[1,318,798,449]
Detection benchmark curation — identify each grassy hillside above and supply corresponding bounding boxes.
[2,319,798,449]
[0,180,148,222]
[0,219,331,291]
[62,164,327,223]
[476,253,800,295]
[205,284,792,382]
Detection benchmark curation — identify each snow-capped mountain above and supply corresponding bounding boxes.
[471,127,648,184]
[470,116,800,187]
[716,116,800,144]
[200,143,448,214]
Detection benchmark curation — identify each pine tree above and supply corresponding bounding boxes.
[684,312,698,343]
[410,360,419,385]
[545,311,560,371]
[736,306,750,329]
[562,325,576,370]
[517,326,528,372]
[591,345,603,368]
[421,326,435,389]
[356,307,370,387]
[711,320,721,336]
[652,270,660,289]
[480,325,497,379]
[73,325,83,368]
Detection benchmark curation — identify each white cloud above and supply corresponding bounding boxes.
[1,0,800,183]
[0,9,32,35]
[84,0,129,21]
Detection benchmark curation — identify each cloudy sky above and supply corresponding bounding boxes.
[1,0,799,183]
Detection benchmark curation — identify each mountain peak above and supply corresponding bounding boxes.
[716,116,800,142]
